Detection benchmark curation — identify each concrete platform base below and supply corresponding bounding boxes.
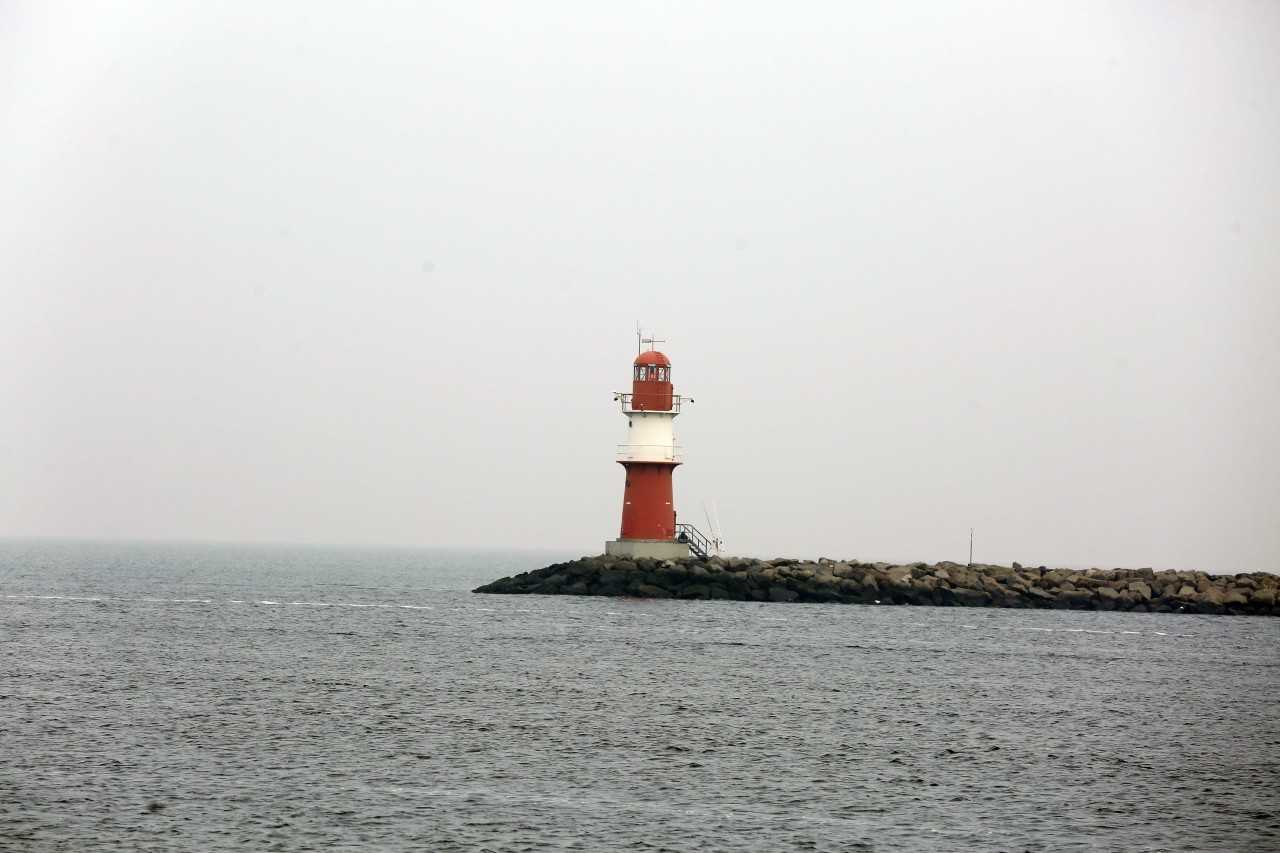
[605,539,690,560]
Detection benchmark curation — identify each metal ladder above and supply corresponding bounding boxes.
[675,524,712,560]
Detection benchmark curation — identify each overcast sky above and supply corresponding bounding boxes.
[3,1,1277,571]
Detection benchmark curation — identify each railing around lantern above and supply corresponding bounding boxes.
[615,393,684,414]
[616,444,684,463]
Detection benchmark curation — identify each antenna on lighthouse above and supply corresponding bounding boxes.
[635,322,665,353]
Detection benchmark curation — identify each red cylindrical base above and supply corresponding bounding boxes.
[618,461,679,540]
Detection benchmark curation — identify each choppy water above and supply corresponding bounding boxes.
[2,539,1278,852]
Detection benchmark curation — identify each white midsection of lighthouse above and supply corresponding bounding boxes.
[617,411,682,463]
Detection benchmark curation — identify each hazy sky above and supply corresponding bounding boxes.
[3,1,1277,571]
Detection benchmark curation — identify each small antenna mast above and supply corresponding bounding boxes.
[635,322,665,353]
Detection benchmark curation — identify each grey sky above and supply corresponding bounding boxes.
[3,1,1277,571]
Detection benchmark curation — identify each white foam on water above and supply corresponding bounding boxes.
[284,600,409,609]
[397,604,432,610]
[258,600,278,605]
[6,594,105,602]
[956,624,1174,637]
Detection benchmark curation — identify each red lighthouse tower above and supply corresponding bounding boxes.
[606,336,695,560]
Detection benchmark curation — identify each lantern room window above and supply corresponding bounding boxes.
[634,363,670,382]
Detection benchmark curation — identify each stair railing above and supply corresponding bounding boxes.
[675,524,713,560]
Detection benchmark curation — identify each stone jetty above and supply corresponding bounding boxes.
[474,555,1279,616]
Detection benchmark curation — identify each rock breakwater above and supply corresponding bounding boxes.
[474,555,1279,615]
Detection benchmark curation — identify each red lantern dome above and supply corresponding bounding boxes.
[630,350,673,411]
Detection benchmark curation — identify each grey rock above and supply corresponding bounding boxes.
[688,564,712,581]
[1127,581,1153,601]
[886,565,914,582]
[1198,587,1226,605]
[1059,589,1094,607]
[947,587,989,607]
[1223,590,1249,607]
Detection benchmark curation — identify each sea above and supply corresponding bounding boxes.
[2,539,1277,852]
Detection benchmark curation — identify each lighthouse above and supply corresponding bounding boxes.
[606,337,699,560]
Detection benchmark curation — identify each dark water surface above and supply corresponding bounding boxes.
[2,539,1278,852]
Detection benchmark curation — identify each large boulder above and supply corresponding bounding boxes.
[947,587,989,607]
[1198,587,1226,605]
[1192,587,1226,614]
[885,565,914,582]
[1025,585,1056,603]
[1127,581,1153,601]
[709,586,744,601]
[687,563,712,581]
[1059,589,1094,608]
[1223,589,1249,608]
